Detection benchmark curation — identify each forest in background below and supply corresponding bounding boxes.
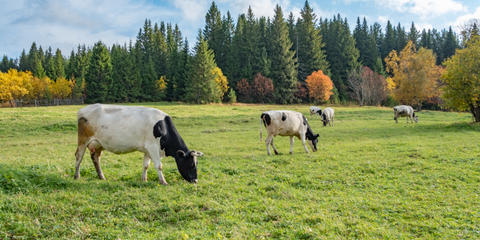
[1,1,478,110]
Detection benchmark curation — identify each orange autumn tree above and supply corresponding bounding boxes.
[305,70,334,103]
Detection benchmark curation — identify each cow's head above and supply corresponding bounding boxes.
[413,113,418,123]
[175,150,203,183]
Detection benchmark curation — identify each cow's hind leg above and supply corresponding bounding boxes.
[142,153,151,182]
[271,138,279,155]
[74,144,87,179]
[91,149,106,180]
[265,134,274,155]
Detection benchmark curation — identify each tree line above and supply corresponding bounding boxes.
[0,1,468,108]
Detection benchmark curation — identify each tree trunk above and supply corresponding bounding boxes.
[470,105,480,122]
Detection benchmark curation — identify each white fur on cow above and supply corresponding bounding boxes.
[393,105,418,123]
[309,106,322,118]
[260,110,319,155]
[74,104,203,185]
[321,107,334,127]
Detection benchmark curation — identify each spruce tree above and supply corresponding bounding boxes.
[85,41,112,103]
[19,50,28,71]
[442,27,457,61]
[185,32,219,103]
[268,5,298,104]
[322,15,359,101]
[53,48,65,80]
[296,0,329,82]
[408,22,419,47]
[382,21,396,61]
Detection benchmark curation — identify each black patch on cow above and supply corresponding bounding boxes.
[261,113,271,126]
[153,116,197,182]
[321,113,327,126]
[317,109,322,116]
[412,112,416,117]
[281,112,287,121]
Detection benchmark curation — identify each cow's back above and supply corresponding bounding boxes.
[263,110,304,136]
[78,104,167,153]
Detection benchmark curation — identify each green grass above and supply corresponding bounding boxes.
[0,103,479,239]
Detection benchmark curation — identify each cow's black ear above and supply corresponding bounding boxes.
[315,134,319,138]
[176,150,186,158]
[153,120,167,138]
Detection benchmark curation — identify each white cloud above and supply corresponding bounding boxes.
[451,7,480,31]
[171,0,209,22]
[0,0,179,57]
[377,0,466,18]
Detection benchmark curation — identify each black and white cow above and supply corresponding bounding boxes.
[309,106,322,118]
[260,110,319,155]
[74,104,203,185]
[393,105,418,123]
[321,107,335,127]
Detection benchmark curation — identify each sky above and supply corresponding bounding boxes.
[1,0,480,58]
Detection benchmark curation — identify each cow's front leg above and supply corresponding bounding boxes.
[289,136,294,154]
[301,134,310,153]
[265,135,274,155]
[91,149,106,180]
[271,138,279,155]
[142,153,151,182]
[147,146,168,185]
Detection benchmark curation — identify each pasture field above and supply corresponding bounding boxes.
[0,103,479,239]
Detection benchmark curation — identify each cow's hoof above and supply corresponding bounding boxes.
[289,152,293,154]
[160,181,168,186]
[274,151,279,155]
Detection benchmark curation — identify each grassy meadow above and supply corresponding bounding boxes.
[0,103,479,239]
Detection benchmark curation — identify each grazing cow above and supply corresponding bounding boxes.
[309,106,322,118]
[321,107,335,127]
[74,104,203,185]
[260,110,319,155]
[393,105,418,123]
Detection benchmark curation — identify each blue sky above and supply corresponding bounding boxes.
[1,0,480,58]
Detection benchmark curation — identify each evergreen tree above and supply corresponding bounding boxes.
[442,27,457,61]
[53,48,65,80]
[185,32,220,103]
[382,21,396,61]
[0,56,17,72]
[296,0,329,82]
[220,11,235,80]
[268,5,298,103]
[85,41,112,103]
[27,42,46,77]
[174,40,190,100]
[408,22,419,47]
[396,23,407,51]
[354,17,378,71]
[322,14,359,100]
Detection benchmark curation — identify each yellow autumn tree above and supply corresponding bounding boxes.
[306,70,334,103]
[212,67,228,101]
[26,76,51,100]
[0,69,33,106]
[384,41,442,108]
[442,36,480,122]
[50,77,74,99]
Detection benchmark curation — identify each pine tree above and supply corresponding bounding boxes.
[185,32,220,103]
[268,5,298,104]
[442,27,457,61]
[382,21,396,61]
[19,50,28,71]
[53,48,65,80]
[408,22,419,47]
[322,15,359,101]
[85,41,112,103]
[296,0,329,82]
